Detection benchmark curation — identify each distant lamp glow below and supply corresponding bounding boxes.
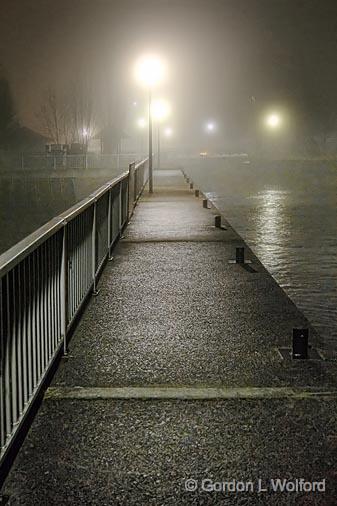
[137,117,147,129]
[164,127,173,137]
[151,99,171,122]
[266,113,281,128]
[133,101,138,106]
[206,121,216,132]
[82,128,89,137]
[134,55,166,88]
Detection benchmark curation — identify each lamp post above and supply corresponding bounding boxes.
[157,120,160,170]
[134,55,166,193]
[151,98,171,170]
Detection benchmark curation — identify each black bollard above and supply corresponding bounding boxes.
[203,199,208,208]
[195,189,200,197]
[214,215,222,228]
[236,247,245,264]
[189,182,194,190]
[292,329,309,359]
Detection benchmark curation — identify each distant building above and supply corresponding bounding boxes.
[45,143,68,154]
[45,143,91,155]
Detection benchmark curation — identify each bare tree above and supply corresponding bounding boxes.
[38,72,98,147]
[38,87,66,144]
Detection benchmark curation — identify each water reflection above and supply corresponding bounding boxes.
[252,189,290,248]
[183,159,337,343]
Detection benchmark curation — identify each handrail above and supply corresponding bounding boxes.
[0,157,149,478]
[0,170,129,277]
[0,217,65,277]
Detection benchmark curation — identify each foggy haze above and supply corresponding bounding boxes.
[0,0,337,153]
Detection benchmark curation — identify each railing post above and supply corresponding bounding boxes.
[119,183,122,231]
[60,223,68,355]
[107,187,113,260]
[126,176,130,223]
[134,167,138,203]
[92,202,99,295]
[127,162,135,219]
[0,277,6,449]
[4,277,11,441]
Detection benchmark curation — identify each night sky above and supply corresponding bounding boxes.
[1,0,336,147]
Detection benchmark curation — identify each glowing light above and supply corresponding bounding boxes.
[206,121,216,132]
[82,128,89,137]
[137,117,147,129]
[164,127,173,137]
[134,55,166,87]
[133,101,138,106]
[266,113,281,128]
[151,99,171,121]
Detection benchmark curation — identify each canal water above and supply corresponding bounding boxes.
[181,158,337,345]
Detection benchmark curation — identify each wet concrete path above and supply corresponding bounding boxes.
[2,169,337,505]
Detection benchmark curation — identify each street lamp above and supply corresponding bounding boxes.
[204,121,216,154]
[151,99,171,170]
[266,113,281,129]
[206,121,216,133]
[164,127,173,138]
[134,55,166,192]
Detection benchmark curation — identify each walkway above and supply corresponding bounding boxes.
[2,169,337,505]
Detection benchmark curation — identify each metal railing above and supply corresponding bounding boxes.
[0,158,149,469]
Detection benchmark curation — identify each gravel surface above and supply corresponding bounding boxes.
[53,240,328,388]
[3,398,337,505]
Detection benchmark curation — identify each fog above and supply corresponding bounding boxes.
[1,0,337,155]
